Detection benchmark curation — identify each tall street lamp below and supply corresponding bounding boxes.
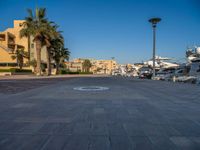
[149,17,161,79]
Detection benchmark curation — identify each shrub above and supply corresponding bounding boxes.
[68,71,79,74]
[0,69,10,72]
[0,68,32,73]
[79,72,93,74]
[59,69,67,74]
[10,68,32,73]
[58,70,93,75]
[29,59,37,68]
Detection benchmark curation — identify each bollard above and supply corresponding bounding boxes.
[172,76,176,82]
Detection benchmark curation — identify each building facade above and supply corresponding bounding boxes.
[65,58,117,74]
[0,20,47,68]
[90,59,117,74]
[65,61,83,72]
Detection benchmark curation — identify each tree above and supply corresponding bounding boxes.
[11,49,29,70]
[50,35,70,74]
[20,8,49,75]
[53,48,70,74]
[28,59,37,73]
[82,59,92,72]
[45,23,61,75]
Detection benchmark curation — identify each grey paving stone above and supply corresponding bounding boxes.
[189,137,200,149]
[63,135,89,150]
[109,135,134,150]
[0,77,200,149]
[89,135,110,150]
[94,108,105,114]
[123,123,145,136]
[171,122,200,136]
[0,135,31,150]
[0,122,28,134]
[19,135,50,150]
[18,122,44,134]
[42,135,70,150]
[56,123,74,135]
[149,136,177,150]
[108,123,127,136]
[73,121,91,135]
[91,122,108,135]
[131,136,153,150]
[170,136,199,150]
[37,123,63,134]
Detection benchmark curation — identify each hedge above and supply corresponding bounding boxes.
[0,69,10,72]
[79,72,93,74]
[0,68,32,73]
[10,68,32,73]
[59,70,93,75]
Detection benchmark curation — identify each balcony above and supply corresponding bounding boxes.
[0,34,6,41]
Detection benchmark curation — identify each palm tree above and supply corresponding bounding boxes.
[82,59,92,72]
[20,8,49,75]
[45,23,61,75]
[29,59,37,73]
[53,48,70,74]
[11,49,29,70]
[50,36,70,74]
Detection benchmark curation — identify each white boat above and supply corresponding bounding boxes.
[186,46,200,62]
[176,46,200,84]
[144,56,179,69]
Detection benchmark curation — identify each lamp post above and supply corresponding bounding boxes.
[149,17,161,79]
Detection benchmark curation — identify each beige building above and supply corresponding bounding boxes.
[65,58,88,72]
[65,58,117,74]
[65,61,83,72]
[90,59,117,74]
[0,20,47,68]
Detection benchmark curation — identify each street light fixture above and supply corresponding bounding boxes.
[149,17,161,79]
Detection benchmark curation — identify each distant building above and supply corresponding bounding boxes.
[133,63,144,70]
[65,61,83,72]
[65,58,117,74]
[90,59,117,74]
[0,20,47,68]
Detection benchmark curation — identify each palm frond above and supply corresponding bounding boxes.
[27,9,33,19]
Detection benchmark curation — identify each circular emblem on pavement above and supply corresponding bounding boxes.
[73,86,109,91]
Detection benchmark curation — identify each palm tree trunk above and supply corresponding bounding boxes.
[28,36,31,63]
[46,48,51,76]
[55,62,59,75]
[35,40,42,76]
[19,57,23,70]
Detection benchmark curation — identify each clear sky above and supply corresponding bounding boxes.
[0,0,200,64]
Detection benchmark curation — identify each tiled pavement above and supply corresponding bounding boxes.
[0,77,200,150]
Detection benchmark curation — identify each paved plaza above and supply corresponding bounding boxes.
[0,77,200,150]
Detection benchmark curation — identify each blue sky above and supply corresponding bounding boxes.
[0,0,200,64]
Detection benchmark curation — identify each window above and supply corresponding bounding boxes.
[31,43,34,48]
[178,70,183,73]
[197,65,200,72]
[0,34,5,41]
[0,63,17,67]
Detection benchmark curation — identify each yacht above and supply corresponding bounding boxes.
[144,56,179,69]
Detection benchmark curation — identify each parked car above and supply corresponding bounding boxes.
[112,71,121,76]
[139,67,152,79]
